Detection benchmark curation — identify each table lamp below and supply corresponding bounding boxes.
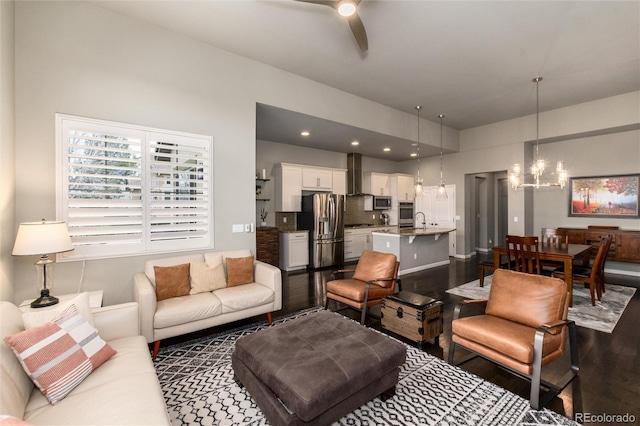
[12,219,74,308]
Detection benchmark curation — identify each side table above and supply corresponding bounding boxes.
[381,291,443,348]
[19,290,104,313]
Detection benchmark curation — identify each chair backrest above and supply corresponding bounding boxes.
[541,228,568,246]
[590,234,612,281]
[486,269,569,328]
[353,250,398,288]
[506,235,541,274]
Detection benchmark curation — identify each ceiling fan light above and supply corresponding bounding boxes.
[337,0,357,17]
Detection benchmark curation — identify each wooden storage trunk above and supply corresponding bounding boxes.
[381,291,443,347]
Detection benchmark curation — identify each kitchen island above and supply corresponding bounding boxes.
[372,227,455,275]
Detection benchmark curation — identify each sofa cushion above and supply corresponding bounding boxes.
[153,292,222,329]
[23,336,169,426]
[189,261,227,294]
[154,263,191,301]
[3,305,116,405]
[21,292,94,329]
[144,253,204,286]
[226,256,254,286]
[214,283,275,314]
[1,302,34,419]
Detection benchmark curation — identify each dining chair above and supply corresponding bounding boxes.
[506,235,542,274]
[552,234,612,306]
[540,228,568,272]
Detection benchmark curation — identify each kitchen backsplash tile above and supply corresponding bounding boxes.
[345,196,385,226]
[275,212,297,231]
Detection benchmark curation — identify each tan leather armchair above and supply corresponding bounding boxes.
[325,250,401,324]
[448,269,579,410]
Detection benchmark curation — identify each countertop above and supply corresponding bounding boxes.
[344,224,397,230]
[279,230,309,234]
[373,227,456,236]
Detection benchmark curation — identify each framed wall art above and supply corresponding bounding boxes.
[569,174,639,218]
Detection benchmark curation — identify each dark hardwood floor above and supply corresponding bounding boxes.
[277,254,640,423]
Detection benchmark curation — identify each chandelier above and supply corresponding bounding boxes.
[436,114,448,200]
[414,105,423,195]
[510,77,568,190]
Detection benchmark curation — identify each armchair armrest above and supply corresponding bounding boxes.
[539,319,571,336]
[133,271,156,343]
[254,260,282,311]
[453,299,488,320]
[331,269,356,279]
[92,302,140,341]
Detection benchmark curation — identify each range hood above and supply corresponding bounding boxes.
[347,153,370,195]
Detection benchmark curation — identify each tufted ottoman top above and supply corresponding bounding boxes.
[232,310,406,422]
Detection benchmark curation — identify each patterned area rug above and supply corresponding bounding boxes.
[446,275,636,333]
[154,308,578,425]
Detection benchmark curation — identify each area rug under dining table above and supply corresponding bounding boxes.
[154,308,578,426]
[446,275,636,333]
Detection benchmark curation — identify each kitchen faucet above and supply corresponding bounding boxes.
[415,211,426,230]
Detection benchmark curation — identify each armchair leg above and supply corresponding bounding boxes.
[266,312,273,326]
[447,340,456,365]
[152,340,161,359]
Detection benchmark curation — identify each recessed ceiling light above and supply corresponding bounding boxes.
[383,148,391,152]
[411,143,418,147]
[410,153,417,157]
[351,141,359,146]
[301,131,310,136]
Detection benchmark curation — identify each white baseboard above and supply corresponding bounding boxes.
[399,260,451,276]
[605,267,640,277]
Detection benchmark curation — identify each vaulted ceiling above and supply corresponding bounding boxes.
[89,0,639,160]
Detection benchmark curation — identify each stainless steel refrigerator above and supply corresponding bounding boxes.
[297,194,344,269]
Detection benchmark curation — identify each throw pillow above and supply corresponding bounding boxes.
[154,263,191,301]
[22,292,94,329]
[3,304,117,405]
[226,256,254,287]
[189,261,227,294]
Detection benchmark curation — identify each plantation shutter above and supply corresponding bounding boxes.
[148,132,211,251]
[57,115,213,260]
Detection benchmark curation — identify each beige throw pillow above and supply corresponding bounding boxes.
[226,256,254,287]
[154,263,191,301]
[189,261,227,294]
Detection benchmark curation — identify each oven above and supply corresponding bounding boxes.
[398,202,414,228]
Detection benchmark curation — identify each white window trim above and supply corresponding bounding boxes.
[56,113,214,261]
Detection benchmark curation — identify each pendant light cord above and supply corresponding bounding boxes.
[439,114,444,181]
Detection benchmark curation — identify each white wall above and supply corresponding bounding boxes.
[10,1,454,305]
[1,0,15,302]
[9,2,640,305]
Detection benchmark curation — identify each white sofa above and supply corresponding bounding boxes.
[0,301,170,425]
[133,249,282,358]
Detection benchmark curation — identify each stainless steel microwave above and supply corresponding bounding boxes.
[373,196,392,210]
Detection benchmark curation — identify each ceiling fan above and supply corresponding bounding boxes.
[296,0,368,52]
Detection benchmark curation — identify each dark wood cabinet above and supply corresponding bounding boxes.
[256,227,279,267]
[557,226,640,264]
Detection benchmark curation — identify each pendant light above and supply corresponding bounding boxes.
[414,106,423,195]
[436,114,448,200]
[510,77,568,190]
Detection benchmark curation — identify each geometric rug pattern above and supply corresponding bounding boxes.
[446,275,636,333]
[154,308,578,425]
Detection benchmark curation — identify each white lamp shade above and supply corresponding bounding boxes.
[12,221,74,256]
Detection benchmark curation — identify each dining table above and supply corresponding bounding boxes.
[492,243,592,306]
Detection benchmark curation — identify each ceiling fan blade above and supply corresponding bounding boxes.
[295,0,338,8]
[348,13,368,52]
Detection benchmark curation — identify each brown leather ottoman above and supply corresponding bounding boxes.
[232,310,406,425]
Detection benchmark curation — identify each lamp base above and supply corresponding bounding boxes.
[30,289,59,308]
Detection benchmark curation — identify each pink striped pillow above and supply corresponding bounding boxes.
[3,304,116,405]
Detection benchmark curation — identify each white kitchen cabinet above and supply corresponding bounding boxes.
[332,169,347,196]
[393,174,415,202]
[302,167,332,190]
[279,231,309,271]
[363,172,390,196]
[345,227,389,261]
[275,164,302,212]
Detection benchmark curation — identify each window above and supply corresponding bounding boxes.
[56,114,213,260]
